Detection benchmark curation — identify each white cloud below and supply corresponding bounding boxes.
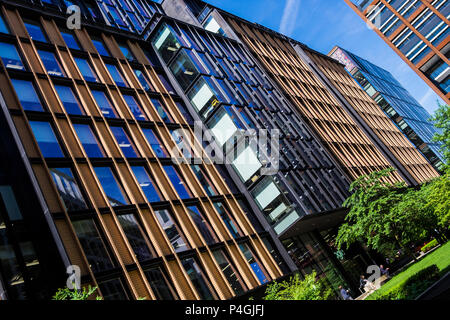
[279,0,301,36]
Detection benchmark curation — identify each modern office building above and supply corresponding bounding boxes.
[0,0,443,300]
[344,0,449,105]
[157,0,441,290]
[0,0,294,300]
[329,46,446,171]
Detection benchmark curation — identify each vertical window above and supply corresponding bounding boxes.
[24,21,47,42]
[151,98,173,123]
[37,50,65,77]
[0,14,9,34]
[50,167,88,211]
[0,43,25,70]
[93,167,129,207]
[11,79,43,112]
[98,278,129,300]
[91,38,110,56]
[169,50,200,90]
[131,166,162,203]
[186,205,217,245]
[152,24,182,63]
[117,213,154,262]
[74,57,98,82]
[60,30,80,50]
[91,90,118,118]
[105,64,128,87]
[123,95,146,120]
[119,43,136,61]
[181,257,215,300]
[73,123,105,158]
[157,72,176,94]
[142,128,169,158]
[213,202,242,239]
[29,121,64,158]
[133,69,154,91]
[144,267,178,300]
[163,165,192,199]
[213,249,247,295]
[190,165,217,196]
[239,242,269,285]
[154,209,188,252]
[72,219,114,273]
[54,85,84,115]
[110,126,140,158]
[175,101,194,124]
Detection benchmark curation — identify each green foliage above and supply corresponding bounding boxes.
[263,272,333,300]
[430,103,450,167]
[52,285,102,300]
[374,264,440,300]
[421,172,450,230]
[421,239,439,253]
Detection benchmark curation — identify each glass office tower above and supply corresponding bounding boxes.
[0,0,289,300]
[344,0,449,105]
[330,46,446,171]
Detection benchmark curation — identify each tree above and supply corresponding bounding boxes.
[53,285,102,300]
[263,272,333,300]
[336,168,437,260]
[422,172,450,231]
[430,103,450,168]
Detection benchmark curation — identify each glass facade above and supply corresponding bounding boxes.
[346,0,450,103]
[331,47,446,171]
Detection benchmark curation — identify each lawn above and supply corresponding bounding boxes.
[367,241,450,300]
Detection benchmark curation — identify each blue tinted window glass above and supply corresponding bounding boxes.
[151,98,173,123]
[92,39,110,56]
[91,90,117,118]
[131,166,161,203]
[74,57,98,82]
[213,202,241,239]
[142,128,168,158]
[133,69,153,91]
[73,124,105,158]
[186,206,216,245]
[50,167,88,211]
[0,15,9,34]
[110,126,139,158]
[123,95,146,120]
[24,22,47,42]
[54,85,84,115]
[29,121,64,157]
[119,44,135,61]
[93,167,129,207]
[0,42,25,70]
[157,73,175,94]
[105,64,128,87]
[239,243,268,285]
[163,165,191,199]
[11,79,43,112]
[154,209,188,252]
[61,31,80,50]
[38,50,65,77]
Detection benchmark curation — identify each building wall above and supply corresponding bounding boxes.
[0,3,285,299]
[306,49,440,183]
[329,46,446,171]
[225,17,407,184]
[344,0,450,104]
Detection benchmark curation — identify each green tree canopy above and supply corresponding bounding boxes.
[263,272,333,300]
[336,168,438,259]
[430,103,450,168]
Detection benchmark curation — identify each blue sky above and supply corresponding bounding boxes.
[206,0,445,114]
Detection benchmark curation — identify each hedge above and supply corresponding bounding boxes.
[375,264,440,300]
[421,239,439,253]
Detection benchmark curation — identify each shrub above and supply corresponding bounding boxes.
[263,272,333,300]
[421,239,439,253]
[375,264,440,300]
